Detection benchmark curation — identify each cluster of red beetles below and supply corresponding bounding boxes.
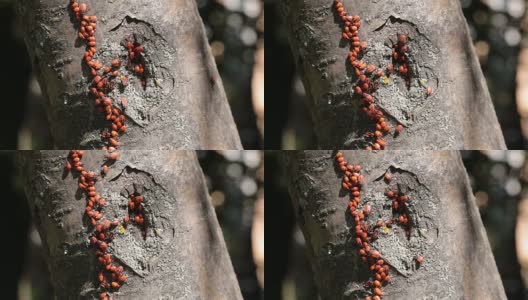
[390,34,412,88]
[334,1,432,149]
[336,152,390,299]
[70,0,148,149]
[68,2,152,299]
[127,193,147,238]
[335,152,424,300]
[65,151,123,300]
[389,35,433,96]
[126,39,147,89]
[65,150,149,299]
[385,175,424,263]
[385,184,412,237]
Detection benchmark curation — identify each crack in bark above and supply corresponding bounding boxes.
[109,15,167,43]
[373,165,430,192]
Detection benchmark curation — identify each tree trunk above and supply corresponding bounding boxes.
[280,0,506,150]
[15,0,242,150]
[282,150,506,299]
[17,150,243,299]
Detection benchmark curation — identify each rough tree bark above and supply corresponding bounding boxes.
[18,150,243,299]
[15,0,242,150]
[281,0,506,150]
[282,150,507,299]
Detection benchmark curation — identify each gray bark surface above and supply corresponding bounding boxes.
[281,0,506,150]
[16,0,242,150]
[283,150,506,299]
[18,150,243,299]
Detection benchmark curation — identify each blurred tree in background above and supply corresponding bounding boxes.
[197,150,264,299]
[197,0,264,149]
[460,0,526,149]
[462,150,527,299]
[268,0,527,149]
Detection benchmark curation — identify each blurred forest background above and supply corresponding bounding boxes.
[266,150,528,300]
[0,0,263,150]
[5,150,264,300]
[266,0,528,150]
